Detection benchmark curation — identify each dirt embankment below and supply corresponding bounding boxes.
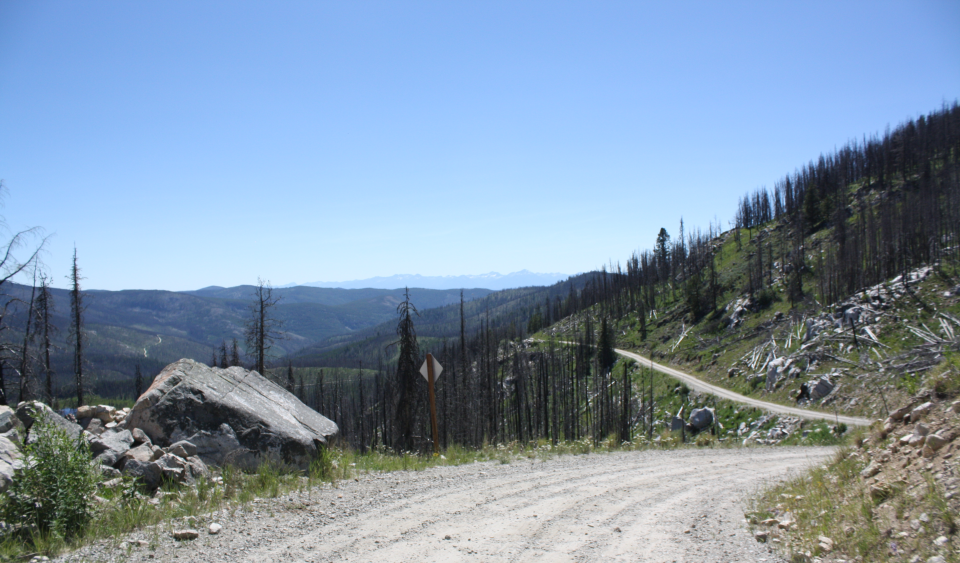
[58,447,833,563]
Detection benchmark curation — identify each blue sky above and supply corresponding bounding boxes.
[2,1,958,291]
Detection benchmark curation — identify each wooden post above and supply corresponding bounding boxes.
[427,353,440,455]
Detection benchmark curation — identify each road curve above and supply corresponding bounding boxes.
[616,348,873,427]
[65,448,833,563]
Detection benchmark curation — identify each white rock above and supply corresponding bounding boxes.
[208,523,222,535]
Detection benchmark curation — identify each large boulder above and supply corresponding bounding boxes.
[689,407,715,431]
[125,359,338,470]
[797,377,835,402]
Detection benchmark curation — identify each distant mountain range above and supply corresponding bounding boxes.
[290,270,571,291]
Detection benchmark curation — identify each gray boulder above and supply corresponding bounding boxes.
[0,435,23,492]
[120,444,156,467]
[126,359,338,470]
[16,402,82,444]
[78,417,106,436]
[181,423,257,469]
[0,406,23,434]
[121,458,162,489]
[798,377,835,402]
[131,428,151,446]
[90,429,135,469]
[689,407,715,431]
[168,440,197,459]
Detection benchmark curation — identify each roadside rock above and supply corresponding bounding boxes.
[797,377,834,402]
[909,402,934,422]
[0,406,23,435]
[890,404,913,421]
[181,423,257,469]
[120,444,155,466]
[78,417,105,436]
[16,402,82,444]
[168,440,197,459]
[121,458,162,490]
[0,435,23,492]
[689,407,715,431]
[131,428,151,446]
[126,359,338,470]
[172,529,199,541]
[90,429,134,465]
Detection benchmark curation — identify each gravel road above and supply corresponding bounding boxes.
[59,446,834,563]
[615,348,872,427]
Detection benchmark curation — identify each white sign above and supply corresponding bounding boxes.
[419,356,443,382]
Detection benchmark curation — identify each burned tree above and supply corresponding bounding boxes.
[244,278,283,376]
[69,248,86,407]
[392,288,420,452]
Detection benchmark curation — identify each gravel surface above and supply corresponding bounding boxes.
[58,447,834,563]
[615,348,872,427]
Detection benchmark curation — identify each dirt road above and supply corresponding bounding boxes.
[615,348,873,427]
[64,447,834,563]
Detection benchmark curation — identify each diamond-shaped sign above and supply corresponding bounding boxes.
[419,356,443,382]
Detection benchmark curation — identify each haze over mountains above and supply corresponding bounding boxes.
[283,270,570,291]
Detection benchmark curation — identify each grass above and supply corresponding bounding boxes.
[749,425,957,562]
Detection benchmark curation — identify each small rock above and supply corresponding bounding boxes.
[910,402,934,421]
[818,535,834,552]
[860,462,881,478]
[927,557,946,563]
[172,529,199,541]
[101,477,122,488]
[754,530,768,542]
[890,404,913,421]
[208,523,222,535]
[168,440,198,459]
[614,527,621,533]
[925,434,947,451]
[443,534,451,540]
[934,535,948,546]
[760,518,779,526]
[951,401,960,414]
[131,428,151,446]
[127,539,149,547]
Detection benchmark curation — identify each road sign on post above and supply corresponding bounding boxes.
[419,354,442,455]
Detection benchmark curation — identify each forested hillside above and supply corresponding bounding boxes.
[0,283,490,401]
[285,103,960,453]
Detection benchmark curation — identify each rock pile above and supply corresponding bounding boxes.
[0,359,339,491]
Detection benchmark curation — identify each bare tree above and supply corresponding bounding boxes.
[392,288,420,452]
[229,338,241,367]
[0,182,48,405]
[36,274,56,405]
[18,267,39,402]
[69,248,86,407]
[244,278,283,375]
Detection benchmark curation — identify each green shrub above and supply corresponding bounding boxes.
[1,416,100,540]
